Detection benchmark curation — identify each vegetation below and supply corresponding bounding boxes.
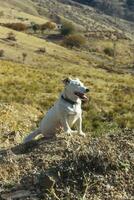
[40,21,56,33]
[103,47,114,57]
[0,49,4,57]
[0,59,133,148]
[63,34,86,48]
[31,23,40,33]
[0,1,133,199]
[3,23,27,31]
[72,0,134,21]
[7,32,16,41]
[61,20,75,36]
[22,52,27,63]
[0,130,133,200]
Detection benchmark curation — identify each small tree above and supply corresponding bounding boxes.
[63,34,86,48]
[61,21,75,36]
[31,23,40,33]
[22,52,27,63]
[0,49,4,57]
[104,47,114,57]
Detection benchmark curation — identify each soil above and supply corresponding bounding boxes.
[0,129,134,200]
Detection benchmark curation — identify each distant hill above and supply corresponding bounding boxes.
[31,0,134,38]
[0,0,38,15]
[71,0,134,21]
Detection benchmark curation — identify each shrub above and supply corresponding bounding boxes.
[61,21,75,36]
[31,23,40,33]
[104,47,114,57]
[40,22,56,33]
[4,23,27,31]
[63,34,86,48]
[7,32,16,41]
[22,53,27,63]
[0,49,4,57]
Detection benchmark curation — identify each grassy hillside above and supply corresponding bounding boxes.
[0,58,134,149]
[0,3,48,25]
[0,0,38,15]
[0,0,133,145]
[32,0,134,37]
[0,14,133,149]
[0,1,134,199]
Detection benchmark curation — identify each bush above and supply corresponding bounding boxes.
[104,47,114,57]
[4,23,27,31]
[40,22,56,33]
[0,49,4,57]
[61,21,75,36]
[22,53,27,63]
[31,23,40,33]
[63,34,86,48]
[7,32,16,41]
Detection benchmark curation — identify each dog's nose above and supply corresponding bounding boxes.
[86,88,89,92]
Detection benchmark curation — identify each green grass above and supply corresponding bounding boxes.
[0,6,133,148]
[0,59,134,148]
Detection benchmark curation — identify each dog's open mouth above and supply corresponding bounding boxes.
[74,92,88,101]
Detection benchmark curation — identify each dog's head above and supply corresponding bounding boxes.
[63,77,89,102]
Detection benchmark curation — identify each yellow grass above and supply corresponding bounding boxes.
[0,7,133,148]
[0,58,134,148]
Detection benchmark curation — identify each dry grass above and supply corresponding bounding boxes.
[0,59,133,149]
[0,2,133,199]
[0,130,133,199]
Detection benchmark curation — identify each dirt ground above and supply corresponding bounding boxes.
[0,129,134,200]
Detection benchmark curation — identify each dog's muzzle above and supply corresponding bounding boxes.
[74,92,88,101]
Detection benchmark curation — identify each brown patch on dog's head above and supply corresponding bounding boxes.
[63,77,71,85]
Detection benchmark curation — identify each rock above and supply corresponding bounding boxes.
[38,172,55,191]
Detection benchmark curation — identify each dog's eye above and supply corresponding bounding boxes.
[77,84,80,86]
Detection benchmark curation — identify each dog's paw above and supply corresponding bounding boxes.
[65,131,72,136]
[79,132,86,137]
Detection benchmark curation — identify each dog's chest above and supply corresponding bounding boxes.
[67,103,81,117]
[66,104,81,126]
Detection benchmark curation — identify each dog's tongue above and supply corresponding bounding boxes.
[75,92,88,101]
[82,94,88,102]
[82,94,88,100]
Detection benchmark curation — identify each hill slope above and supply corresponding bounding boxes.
[71,0,134,21]
[0,4,133,147]
[0,1,134,199]
[32,0,134,36]
[0,0,38,15]
[0,130,134,199]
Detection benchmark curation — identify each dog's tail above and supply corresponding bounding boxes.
[23,128,41,143]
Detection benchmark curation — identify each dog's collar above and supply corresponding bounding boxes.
[61,95,77,105]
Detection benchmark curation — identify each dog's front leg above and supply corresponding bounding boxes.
[61,116,72,135]
[76,116,86,137]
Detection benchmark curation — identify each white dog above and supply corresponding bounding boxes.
[23,78,89,143]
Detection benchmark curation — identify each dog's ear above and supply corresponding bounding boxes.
[63,77,71,85]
